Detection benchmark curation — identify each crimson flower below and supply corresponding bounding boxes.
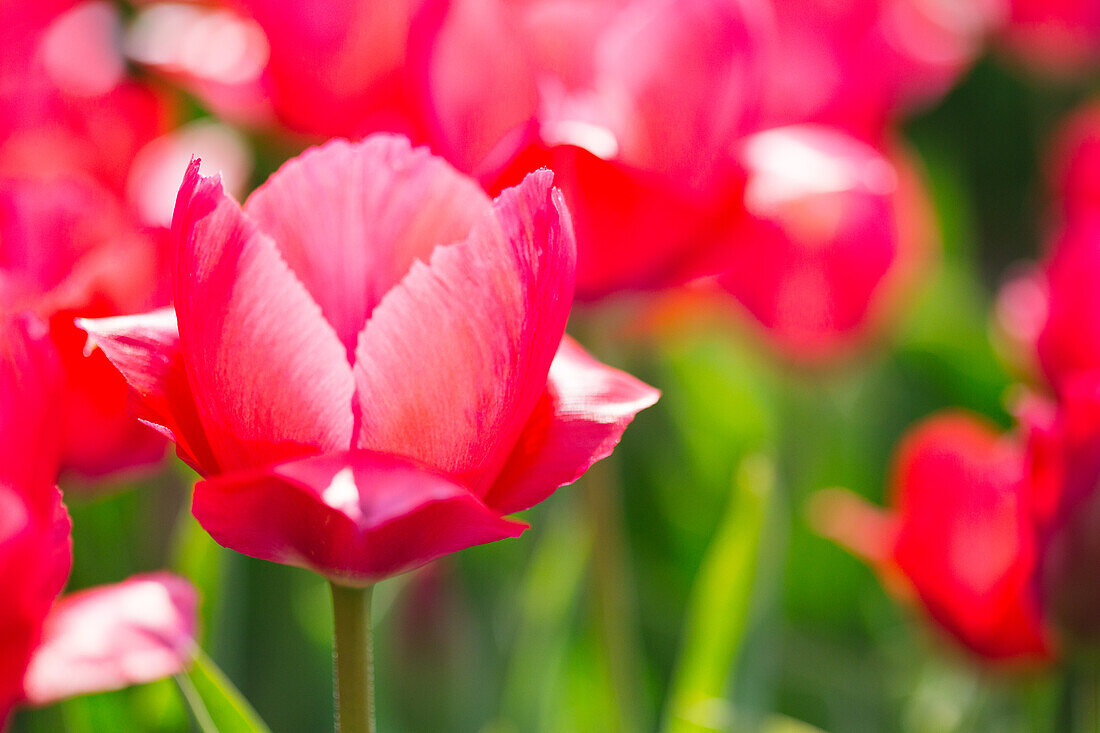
[0,315,197,726]
[426,0,770,299]
[709,126,930,358]
[85,135,658,585]
[813,413,1053,664]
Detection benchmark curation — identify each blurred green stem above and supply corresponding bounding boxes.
[584,455,647,732]
[331,583,375,733]
[663,456,773,733]
[1060,657,1100,733]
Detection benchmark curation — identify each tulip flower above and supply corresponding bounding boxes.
[0,176,168,480]
[83,134,658,583]
[812,413,1053,663]
[0,315,197,726]
[84,134,657,732]
[708,126,929,358]
[999,0,1100,75]
[126,0,441,140]
[1048,102,1100,223]
[0,2,176,197]
[426,0,771,299]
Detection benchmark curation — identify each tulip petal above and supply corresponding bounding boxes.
[21,573,198,706]
[192,451,526,585]
[79,309,217,475]
[172,159,355,473]
[243,136,491,354]
[485,336,659,514]
[353,171,575,494]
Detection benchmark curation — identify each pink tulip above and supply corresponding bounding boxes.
[813,413,1053,663]
[709,126,930,359]
[0,2,177,197]
[0,315,197,725]
[1048,102,1100,223]
[1000,0,1100,75]
[84,135,658,584]
[426,0,771,299]
[126,0,442,140]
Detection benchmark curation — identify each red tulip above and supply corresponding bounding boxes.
[1000,0,1100,75]
[0,177,168,480]
[427,0,771,299]
[813,413,1053,663]
[84,135,658,584]
[0,315,196,725]
[1048,102,1100,223]
[709,126,929,359]
[1032,219,1100,394]
[126,0,442,140]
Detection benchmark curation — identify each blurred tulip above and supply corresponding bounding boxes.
[1028,219,1100,395]
[0,2,176,196]
[1023,379,1100,643]
[0,177,168,480]
[127,0,443,139]
[813,413,1053,664]
[711,127,903,358]
[999,0,1100,75]
[1048,102,1100,223]
[0,316,197,726]
[429,0,771,299]
[84,136,658,584]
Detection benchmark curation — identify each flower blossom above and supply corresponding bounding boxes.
[84,135,658,585]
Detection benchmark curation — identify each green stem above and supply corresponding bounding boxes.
[331,583,375,733]
[1061,657,1100,733]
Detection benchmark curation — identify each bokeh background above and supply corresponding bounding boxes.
[8,1,1100,731]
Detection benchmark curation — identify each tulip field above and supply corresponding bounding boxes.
[5,1,1100,732]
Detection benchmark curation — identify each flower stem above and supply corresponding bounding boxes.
[330,583,375,733]
[1060,656,1100,733]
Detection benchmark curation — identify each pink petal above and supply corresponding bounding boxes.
[353,171,575,494]
[192,451,526,585]
[78,310,218,476]
[172,158,354,473]
[243,136,490,354]
[485,335,659,514]
[22,573,198,706]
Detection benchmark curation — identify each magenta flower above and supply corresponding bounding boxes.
[85,135,658,585]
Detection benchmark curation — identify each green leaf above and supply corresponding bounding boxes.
[176,650,271,733]
[663,454,775,733]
